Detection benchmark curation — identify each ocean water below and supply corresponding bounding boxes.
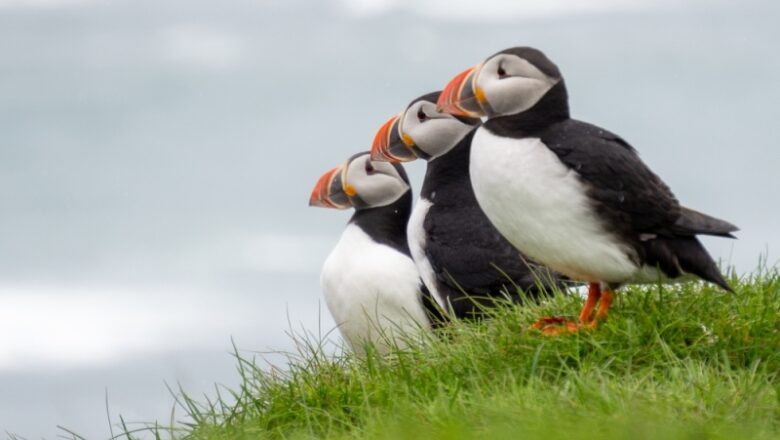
[1,0,778,436]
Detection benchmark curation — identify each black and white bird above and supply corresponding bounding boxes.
[436,47,738,332]
[370,92,568,319]
[309,152,443,353]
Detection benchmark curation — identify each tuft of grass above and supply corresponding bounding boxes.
[124,268,780,439]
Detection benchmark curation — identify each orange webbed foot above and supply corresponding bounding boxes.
[530,283,610,336]
[530,316,580,335]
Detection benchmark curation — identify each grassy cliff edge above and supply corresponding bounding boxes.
[146,268,779,439]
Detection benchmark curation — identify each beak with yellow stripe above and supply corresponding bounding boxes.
[372,91,481,164]
[309,163,354,210]
[309,152,411,211]
[436,65,486,118]
[370,113,418,163]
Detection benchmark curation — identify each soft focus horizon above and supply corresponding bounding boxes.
[1,0,779,437]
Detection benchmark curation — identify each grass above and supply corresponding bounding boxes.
[115,266,780,440]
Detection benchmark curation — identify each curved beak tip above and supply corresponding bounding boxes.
[308,167,339,209]
[308,190,326,208]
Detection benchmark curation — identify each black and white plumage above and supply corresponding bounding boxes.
[309,152,443,354]
[437,47,737,328]
[371,92,568,319]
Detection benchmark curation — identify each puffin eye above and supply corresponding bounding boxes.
[417,108,427,122]
[365,159,375,175]
[497,64,507,78]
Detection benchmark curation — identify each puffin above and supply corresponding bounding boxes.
[436,46,738,332]
[370,91,569,319]
[309,152,444,354]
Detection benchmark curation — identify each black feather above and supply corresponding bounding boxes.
[642,236,733,292]
[537,120,734,292]
[418,129,569,318]
[419,283,449,328]
[350,191,412,257]
[673,206,739,238]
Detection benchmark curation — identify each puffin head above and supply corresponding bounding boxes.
[437,47,564,120]
[370,91,481,163]
[309,151,410,210]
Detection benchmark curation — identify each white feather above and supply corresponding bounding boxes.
[320,224,430,355]
[469,128,641,284]
[406,198,448,309]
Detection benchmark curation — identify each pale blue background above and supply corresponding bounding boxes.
[1,0,778,437]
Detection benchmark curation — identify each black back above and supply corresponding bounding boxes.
[419,129,568,318]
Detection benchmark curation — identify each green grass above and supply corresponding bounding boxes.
[125,267,780,439]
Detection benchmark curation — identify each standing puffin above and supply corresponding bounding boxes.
[436,47,737,332]
[370,92,568,319]
[310,152,443,354]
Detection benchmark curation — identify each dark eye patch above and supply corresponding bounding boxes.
[497,62,507,78]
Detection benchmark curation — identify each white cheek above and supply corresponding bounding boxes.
[407,120,443,148]
[357,176,407,207]
[410,119,470,158]
[484,76,556,116]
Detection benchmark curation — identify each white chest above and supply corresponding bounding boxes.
[320,224,430,354]
[406,198,446,308]
[469,128,639,283]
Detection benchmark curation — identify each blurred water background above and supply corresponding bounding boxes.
[1,0,778,436]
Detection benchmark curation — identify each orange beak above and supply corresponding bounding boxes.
[370,113,418,163]
[437,64,486,118]
[308,165,351,209]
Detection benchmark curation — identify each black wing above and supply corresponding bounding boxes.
[541,119,734,291]
[673,206,739,238]
[540,119,682,237]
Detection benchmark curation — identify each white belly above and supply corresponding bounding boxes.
[406,198,447,309]
[469,128,639,283]
[320,224,430,355]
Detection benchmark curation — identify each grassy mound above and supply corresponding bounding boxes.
[150,268,780,439]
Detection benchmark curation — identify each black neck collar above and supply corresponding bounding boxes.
[483,80,570,137]
[420,129,476,199]
[349,191,412,256]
